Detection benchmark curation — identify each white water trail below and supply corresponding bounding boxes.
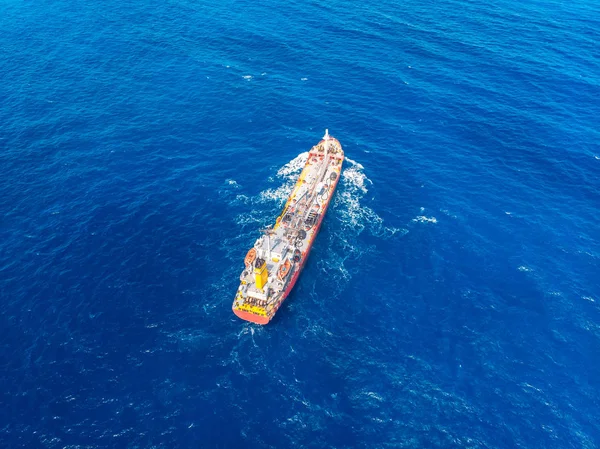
[223,153,405,291]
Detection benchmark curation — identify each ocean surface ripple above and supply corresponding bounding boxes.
[1,0,599,447]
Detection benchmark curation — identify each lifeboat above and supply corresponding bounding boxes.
[244,248,256,268]
[277,259,291,281]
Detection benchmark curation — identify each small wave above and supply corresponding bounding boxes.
[242,75,252,80]
[583,296,595,303]
[234,194,251,204]
[259,184,294,205]
[517,266,531,272]
[594,155,600,160]
[316,235,354,285]
[363,391,384,402]
[345,157,364,170]
[521,382,543,394]
[234,209,270,228]
[440,209,457,218]
[412,215,437,224]
[277,152,309,178]
[218,179,246,204]
[342,161,369,194]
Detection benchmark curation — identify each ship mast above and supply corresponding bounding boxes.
[317,129,330,183]
[266,231,270,260]
[263,227,272,260]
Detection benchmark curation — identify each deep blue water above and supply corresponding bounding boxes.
[1,0,600,447]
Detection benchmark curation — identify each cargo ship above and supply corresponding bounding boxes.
[232,130,344,324]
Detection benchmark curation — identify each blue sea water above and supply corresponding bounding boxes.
[1,0,599,447]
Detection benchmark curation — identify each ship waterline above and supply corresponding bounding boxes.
[232,130,344,324]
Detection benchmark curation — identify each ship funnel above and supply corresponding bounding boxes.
[254,258,268,291]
